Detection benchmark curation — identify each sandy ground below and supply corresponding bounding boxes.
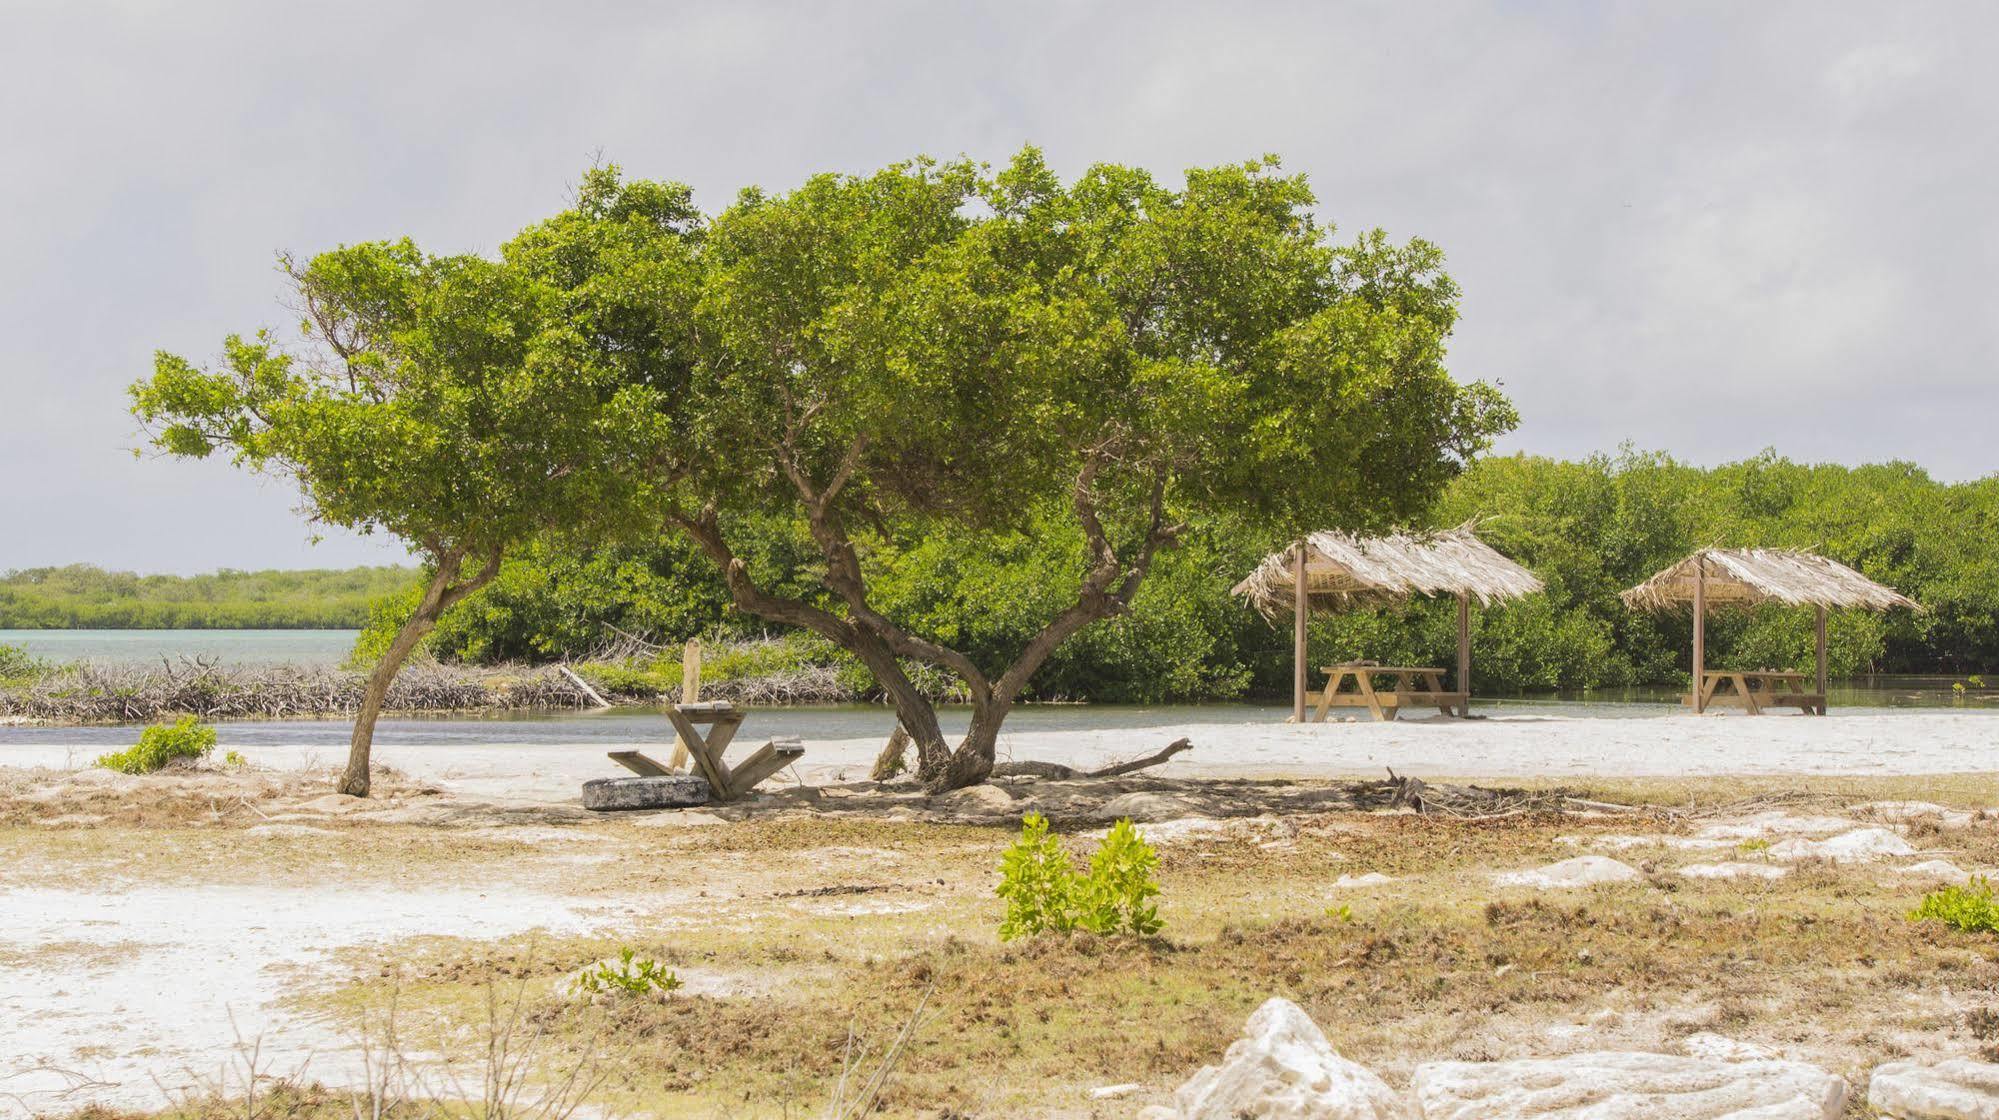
[6,709,1997,801]
[3,710,1997,1116]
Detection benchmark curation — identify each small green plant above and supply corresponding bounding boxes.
[1325,903,1355,922]
[1910,877,1999,935]
[997,813,1079,939]
[996,813,1163,940]
[95,715,216,774]
[1077,819,1163,936]
[1737,838,1771,855]
[223,750,246,767]
[573,947,681,997]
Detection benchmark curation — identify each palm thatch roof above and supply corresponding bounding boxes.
[1620,548,1919,613]
[1232,526,1545,619]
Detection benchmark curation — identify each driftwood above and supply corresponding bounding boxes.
[871,725,911,781]
[991,737,1192,780]
[558,665,612,709]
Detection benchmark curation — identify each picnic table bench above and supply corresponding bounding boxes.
[605,700,803,800]
[1684,670,1826,716]
[1309,662,1468,722]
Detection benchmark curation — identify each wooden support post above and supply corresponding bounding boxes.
[1814,604,1828,702]
[668,638,702,770]
[1292,543,1308,724]
[1692,554,1707,715]
[1456,591,1472,717]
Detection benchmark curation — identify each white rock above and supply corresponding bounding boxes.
[1494,856,1643,890]
[1333,872,1397,889]
[1768,827,1916,862]
[1101,815,1296,846]
[1090,1082,1143,1099]
[1680,862,1789,881]
[1868,1057,1999,1119]
[292,793,368,814]
[1682,1033,1782,1062]
[1412,1050,1846,1119]
[1164,997,1411,1119]
[940,783,1018,813]
[243,823,336,838]
[1895,859,1974,880]
[1854,801,1979,830]
[1096,791,1204,822]
[1694,813,1856,841]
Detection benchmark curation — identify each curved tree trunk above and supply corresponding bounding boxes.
[338,548,500,797]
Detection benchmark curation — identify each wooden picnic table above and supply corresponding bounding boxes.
[1683,669,1826,716]
[1310,662,1468,722]
[605,700,803,800]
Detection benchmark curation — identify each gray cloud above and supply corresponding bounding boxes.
[3,0,1992,572]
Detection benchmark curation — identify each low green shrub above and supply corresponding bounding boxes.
[573,947,682,997]
[1910,877,1999,935]
[0,642,47,684]
[996,813,1163,940]
[96,715,217,774]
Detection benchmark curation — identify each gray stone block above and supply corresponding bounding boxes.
[582,775,712,811]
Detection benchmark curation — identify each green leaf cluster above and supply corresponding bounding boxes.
[1909,877,1999,936]
[996,813,1162,940]
[96,715,217,774]
[573,947,682,998]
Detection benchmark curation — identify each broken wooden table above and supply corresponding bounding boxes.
[1310,662,1469,722]
[606,700,803,800]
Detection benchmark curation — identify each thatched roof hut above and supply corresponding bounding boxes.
[1232,526,1545,618]
[1621,548,1918,613]
[1233,526,1543,721]
[1621,547,1918,714]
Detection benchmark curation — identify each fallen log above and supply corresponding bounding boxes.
[991,737,1191,781]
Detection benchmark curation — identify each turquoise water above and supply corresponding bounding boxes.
[0,628,358,667]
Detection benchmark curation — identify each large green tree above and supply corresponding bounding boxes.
[540,151,1513,788]
[130,232,679,795]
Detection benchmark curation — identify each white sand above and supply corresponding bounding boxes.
[0,884,624,1117]
[8,710,1991,803]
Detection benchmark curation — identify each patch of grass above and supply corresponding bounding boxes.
[95,715,216,774]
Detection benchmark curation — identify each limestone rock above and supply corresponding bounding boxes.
[580,775,711,811]
[1694,813,1856,841]
[1869,1057,1999,1119]
[1680,862,1789,880]
[1681,1033,1782,1062]
[1768,827,1915,862]
[1333,872,1397,889]
[937,782,1018,814]
[1162,997,1411,1119]
[1493,856,1643,890]
[1412,1050,1845,1119]
[293,793,368,814]
[1854,801,1979,830]
[1895,859,1973,879]
[1096,790,1204,823]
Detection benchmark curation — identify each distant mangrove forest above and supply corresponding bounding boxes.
[0,564,415,629]
[352,449,1998,701]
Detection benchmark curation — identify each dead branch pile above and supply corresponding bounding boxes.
[0,656,597,724]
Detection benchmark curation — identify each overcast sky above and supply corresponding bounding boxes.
[3,1,1992,574]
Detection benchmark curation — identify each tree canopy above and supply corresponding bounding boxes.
[130,237,671,793]
[535,149,1513,786]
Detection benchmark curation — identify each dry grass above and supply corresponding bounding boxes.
[13,772,1999,1118]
